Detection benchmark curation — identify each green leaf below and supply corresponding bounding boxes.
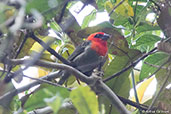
[26,0,57,13]
[139,52,169,80]
[105,1,132,26]
[24,84,69,111]
[70,86,98,114]
[110,12,129,26]
[115,0,134,17]
[78,21,117,38]
[0,81,15,108]
[96,0,106,11]
[154,89,171,109]
[134,34,161,47]
[58,107,76,114]
[136,23,160,33]
[50,21,62,32]
[135,3,152,25]
[0,106,10,114]
[26,0,65,21]
[81,9,96,28]
[29,35,60,62]
[10,96,21,112]
[58,43,75,60]
[26,0,60,12]
[101,49,141,113]
[104,49,141,96]
[44,94,62,114]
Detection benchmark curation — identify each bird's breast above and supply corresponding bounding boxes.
[90,41,108,56]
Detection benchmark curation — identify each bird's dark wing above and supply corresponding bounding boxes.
[58,41,106,84]
[72,47,106,75]
[67,41,91,61]
[58,41,91,85]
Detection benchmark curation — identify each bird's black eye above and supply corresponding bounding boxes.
[94,34,103,38]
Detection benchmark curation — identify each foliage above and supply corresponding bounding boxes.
[70,86,98,114]
[0,0,171,114]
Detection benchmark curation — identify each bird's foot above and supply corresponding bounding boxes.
[93,70,104,77]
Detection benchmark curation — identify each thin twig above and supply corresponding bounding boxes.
[0,63,6,78]
[23,75,61,87]
[28,106,53,114]
[144,62,167,69]
[103,47,157,82]
[15,32,28,58]
[3,38,49,83]
[149,0,161,11]
[28,102,76,114]
[109,0,125,16]
[133,68,141,71]
[111,43,129,57]
[133,0,138,24]
[0,71,70,102]
[30,32,72,66]
[131,0,138,41]
[139,57,169,84]
[4,32,28,81]
[131,71,141,112]
[148,57,171,110]
[117,96,153,111]
[0,69,61,87]
[57,0,70,23]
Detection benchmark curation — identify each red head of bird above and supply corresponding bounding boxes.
[87,32,110,56]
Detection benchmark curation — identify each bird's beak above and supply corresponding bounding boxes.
[101,33,111,40]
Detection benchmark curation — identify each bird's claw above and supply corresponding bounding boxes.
[93,70,104,77]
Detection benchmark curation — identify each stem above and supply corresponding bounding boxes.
[148,57,171,110]
[30,32,71,66]
[109,0,125,16]
[103,47,157,82]
[131,71,142,114]
[96,81,131,114]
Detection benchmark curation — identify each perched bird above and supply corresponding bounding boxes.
[58,32,110,85]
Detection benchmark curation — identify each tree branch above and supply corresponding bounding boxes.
[1,58,131,114]
[4,31,28,82]
[27,106,53,114]
[0,71,69,103]
[103,47,157,82]
[0,69,64,87]
[3,38,49,83]
[29,32,72,66]
[56,0,70,23]
[28,101,77,114]
[94,81,130,114]
[7,58,95,84]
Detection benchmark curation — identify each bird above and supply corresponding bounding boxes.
[58,32,110,85]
